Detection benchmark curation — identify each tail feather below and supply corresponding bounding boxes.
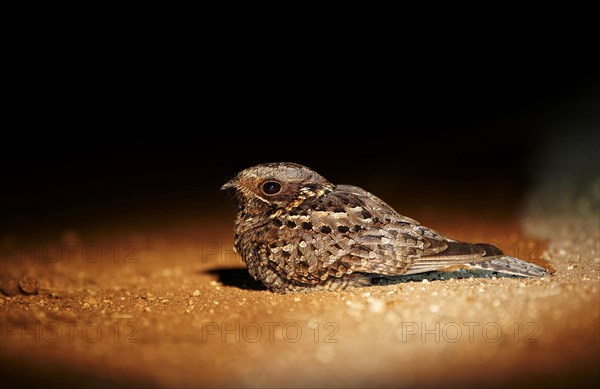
[405,242,550,278]
[467,255,550,277]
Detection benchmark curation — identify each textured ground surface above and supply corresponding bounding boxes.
[1,133,599,388]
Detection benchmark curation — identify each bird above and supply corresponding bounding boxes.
[221,162,550,292]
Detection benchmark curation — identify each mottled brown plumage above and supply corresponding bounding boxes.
[221,162,550,292]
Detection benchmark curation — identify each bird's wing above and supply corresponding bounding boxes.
[259,184,493,284]
[331,186,492,275]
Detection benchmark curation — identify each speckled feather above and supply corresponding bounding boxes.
[222,162,550,292]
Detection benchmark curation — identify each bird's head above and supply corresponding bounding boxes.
[221,162,334,214]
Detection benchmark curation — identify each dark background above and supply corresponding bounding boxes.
[2,68,598,233]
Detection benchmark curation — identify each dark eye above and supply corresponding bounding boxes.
[262,181,281,195]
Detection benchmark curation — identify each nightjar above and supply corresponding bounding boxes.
[221,162,550,292]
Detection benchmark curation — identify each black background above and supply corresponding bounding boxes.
[2,67,598,231]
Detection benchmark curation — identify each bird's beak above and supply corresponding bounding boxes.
[221,180,236,190]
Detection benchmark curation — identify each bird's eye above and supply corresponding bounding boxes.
[261,181,281,195]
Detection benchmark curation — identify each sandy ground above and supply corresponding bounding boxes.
[1,135,599,388]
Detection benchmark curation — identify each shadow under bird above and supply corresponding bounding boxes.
[221,162,550,292]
